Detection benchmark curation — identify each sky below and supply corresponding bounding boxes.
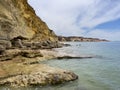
[28,0,120,41]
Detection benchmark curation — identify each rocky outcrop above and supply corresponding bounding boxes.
[0,49,43,61]
[0,67,78,87]
[0,0,78,87]
[0,49,80,87]
[58,36,109,42]
[0,0,59,50]
[0,47,95,87]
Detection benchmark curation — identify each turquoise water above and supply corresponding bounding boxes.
[43,42,120,90]
[0,42,120,90]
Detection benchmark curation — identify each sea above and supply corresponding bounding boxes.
[0,41,120,90]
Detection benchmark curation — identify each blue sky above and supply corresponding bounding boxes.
[95,19,120,30]
[28,0,120,41]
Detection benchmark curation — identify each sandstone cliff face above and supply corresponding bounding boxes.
[0,0,78,87]
[0,0,57,42]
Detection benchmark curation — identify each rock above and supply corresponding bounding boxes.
[57,56,93,59]
[0,49,80,87]
[33,42,42,49]
[0,49,21,61]
[42,41,49,46]
[21,50,43,58]
[0,0,60,56]
[0,40,12,49]
[0,65,78,87]
[22,41,61,49]
[0,0,58,43]
[0,0,81,87]
[12,39,24,48]
[0,49,43,61]
[0,45,5,54]
[22,42,33,48]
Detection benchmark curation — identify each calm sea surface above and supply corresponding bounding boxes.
[1,42,120,90]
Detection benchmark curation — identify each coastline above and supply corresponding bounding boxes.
[0,47,79,87]
[0,0,109,88]
[58,36,109,42]
[0,43,96,87]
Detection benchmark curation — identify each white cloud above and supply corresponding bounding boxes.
[28,0,120,41]
[78,0,120,28]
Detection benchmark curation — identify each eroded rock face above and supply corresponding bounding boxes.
[0,0,57,44]
[0,0,78,87]
[0,49,43,61]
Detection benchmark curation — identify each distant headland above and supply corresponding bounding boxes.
[58,36,109,42]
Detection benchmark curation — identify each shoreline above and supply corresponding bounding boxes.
[0,0,110,88]
[0,46,94,87]
[0,47,87,87]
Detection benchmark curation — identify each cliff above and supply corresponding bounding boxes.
[58,36,109,42]
[0,0,78,87]
[0,0,58,50]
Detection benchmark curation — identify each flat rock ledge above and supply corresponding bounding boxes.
[0,49,94,87]
[0,64,78,87]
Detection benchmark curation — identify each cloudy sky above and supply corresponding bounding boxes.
[28,0,120,41]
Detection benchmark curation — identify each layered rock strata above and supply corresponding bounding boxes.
[0,49,80,87]
[0,0,78,87]
[0,0,59,51]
